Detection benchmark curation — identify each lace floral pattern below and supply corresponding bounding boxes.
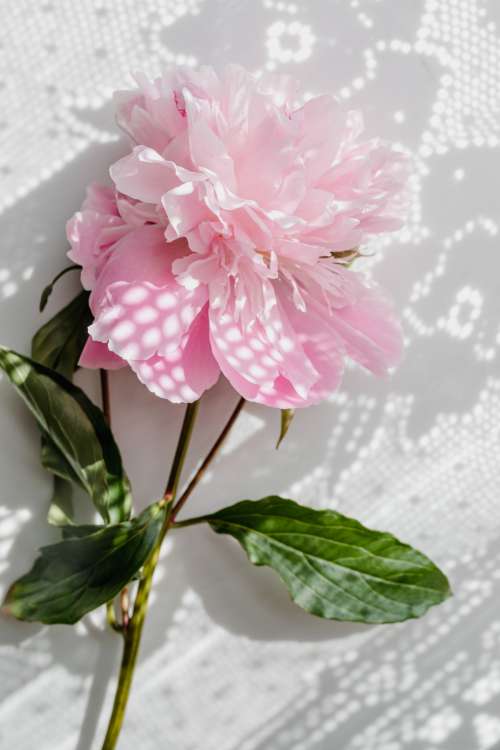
[0,1,499,748]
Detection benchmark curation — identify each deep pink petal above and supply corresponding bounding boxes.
[130,304,220,402]
[89,279,207,362]
[79,337,126,370]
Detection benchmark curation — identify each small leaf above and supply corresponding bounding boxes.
[39,265,80,312]
[205,497,451,624]
[32,290,92,379]
[0,347,131,523]
[330,247,364,266]
[276,409,295,449]
[2,503,165,624]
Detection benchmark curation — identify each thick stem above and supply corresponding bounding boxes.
[100,545,160,749]
[170,397,245,523]
[100,402,200,750]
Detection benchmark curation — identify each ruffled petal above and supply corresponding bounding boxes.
[326,282,403,375]
[89,226,189,312]
[208,285,320,408]
[130,304,220,402]
[110,146,178,203]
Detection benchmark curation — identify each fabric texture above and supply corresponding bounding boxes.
[0,2,499,749]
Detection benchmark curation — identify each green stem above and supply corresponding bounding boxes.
[100,401,200,750]
[170,397,245,523]
[163,401,200,503]
[171,514,208,529]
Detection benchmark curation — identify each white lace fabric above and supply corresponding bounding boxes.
[1,2,500,749]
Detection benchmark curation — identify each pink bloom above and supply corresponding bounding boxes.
[72,65,408,407]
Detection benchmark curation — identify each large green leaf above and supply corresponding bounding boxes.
[204,497,451,624]
[32,288,92,523]
[2,503,165,624]
[32,290,92,380]
[0,347,131,523]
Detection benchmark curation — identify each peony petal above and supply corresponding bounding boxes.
[89,279,207,362]
[295,95,348,184]
[110,146,178,203]
[209,286,320,407]
[327,283,403,375]
[130,304,220,403]
[79,337,126,370]
[89,225,189,313]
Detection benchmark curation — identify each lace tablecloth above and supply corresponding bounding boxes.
[1,2,500,748]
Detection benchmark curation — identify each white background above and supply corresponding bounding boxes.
[1,1,500,749]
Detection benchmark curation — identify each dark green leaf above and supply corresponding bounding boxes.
[276,409,295,449]
[32,289,91,523]
[46,477,74,527]
[41,432,85,526]
[32,290,92,379]
[2,503,165,624]
[205,497,451,624]
[61,524,106,539]
[39,264,80,312]
[0,347,131,523]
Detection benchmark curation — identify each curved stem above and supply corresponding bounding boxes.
[100,401,200,750]
[170,397,245,523]
[39,264,80,311]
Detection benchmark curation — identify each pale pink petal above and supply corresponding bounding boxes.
[82,183,119,215]
[90,226,189,313]
[184,89,237,190]
[161,182,212,239]
[110,146,178,203]
[326,283,403,375]
[74,66,408,406]
[208,288,319,407]
[295,95,347,184]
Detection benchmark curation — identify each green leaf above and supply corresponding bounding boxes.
[39,265,80,312]
[32,290,92,379]
[61,524,104,539]
[204,497,451,624]
[41,432,86,526]
[32,290,92,524]
[276,409,295,449]
[2,503,165,624]
[0,347,131,523]
[46,477,74,527]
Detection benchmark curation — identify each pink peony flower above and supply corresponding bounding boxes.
[72,65,408,407]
